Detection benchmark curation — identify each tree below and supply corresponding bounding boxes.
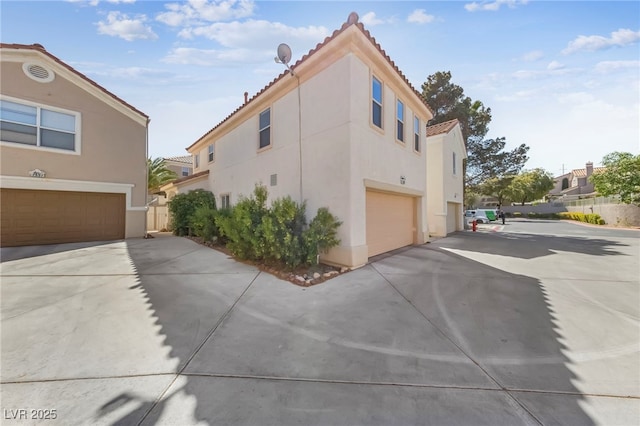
[480,175,515,207]
[506,169,554,206]
[148,157,177,192]
[421,71,529,189]
[589,152,640,205]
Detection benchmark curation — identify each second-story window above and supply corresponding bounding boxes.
[181,166,190,177]
[208,144,214,162]
[259,108,271,149]
[414,116,421,153]
[453,152,457,175]
[396,99,404,142]
[372,76,382,129]
[194,154,200,169]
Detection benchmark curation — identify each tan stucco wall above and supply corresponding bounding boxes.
[1,53,148,239]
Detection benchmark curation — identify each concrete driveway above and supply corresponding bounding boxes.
[1,223,639,425]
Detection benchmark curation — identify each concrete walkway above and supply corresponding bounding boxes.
[1,228,638,425]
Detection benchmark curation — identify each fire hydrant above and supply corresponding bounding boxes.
[472,219,477,232]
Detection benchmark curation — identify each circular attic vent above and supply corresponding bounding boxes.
[22,62,55,83]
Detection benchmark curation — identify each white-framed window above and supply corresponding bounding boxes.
[208,144,215,162]
[194,154,200,169]
[259,108,271,149]
[453,152,457,175]
[0,97,80,153]
[413,116,421,153]
[181,166,190,177]
[396,99,404,142]
[221,194,231,209]
[372,76,383,129]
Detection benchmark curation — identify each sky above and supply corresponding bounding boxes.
[2,0,639,177]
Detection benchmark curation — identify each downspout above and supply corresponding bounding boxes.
[144,117,150,238]
[295,73,303,205]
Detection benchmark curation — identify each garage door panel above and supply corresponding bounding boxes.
[1,189,125,247]
[366,190,415,258]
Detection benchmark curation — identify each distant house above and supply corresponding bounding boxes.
[0,43,149,247]
[548,161,605,198]
[163,13,435,267]
[164,155,192,178]
[426,119,466,236]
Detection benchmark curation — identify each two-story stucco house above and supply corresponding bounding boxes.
[426,119,466,237]
[164,155,192,178]
[168,13,434,268]
[0,43,149,247]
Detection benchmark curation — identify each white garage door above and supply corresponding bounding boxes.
[446,202,459,234]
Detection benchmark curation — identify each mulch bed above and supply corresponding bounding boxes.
[185,236,348,287]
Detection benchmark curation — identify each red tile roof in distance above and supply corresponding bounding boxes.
[171,169,209,185]
[187,12,434,151]
[0,43,149,120]
[426,119,460,137]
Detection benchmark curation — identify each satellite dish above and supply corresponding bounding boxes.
[276,43,292,65]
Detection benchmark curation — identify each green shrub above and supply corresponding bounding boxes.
[191,206,218,241]
[216,184,269,260]
[168,189,216,236]
[558,212,605,225]
[213,207,232,245]
[216,184,342,269]
[303,207,342,265]
[513,212,522,217]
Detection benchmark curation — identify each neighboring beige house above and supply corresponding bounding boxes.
[166,13,434,267]
[0,43,149,247]
[164,155,192,178]
[426,119,466,236]
[548,161,605,198]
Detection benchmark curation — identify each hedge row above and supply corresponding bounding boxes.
[557,212,606,225]
[168,185,342,269]
[505,211,605,224]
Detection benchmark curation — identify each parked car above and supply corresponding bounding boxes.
[464,209,498,224]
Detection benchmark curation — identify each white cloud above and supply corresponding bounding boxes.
[595,60,640,74]
[177,19,328,51]
[68,0,135,5]
[156,0,254,27]
[521,50,543,62]
[465,0,529,12]
[162,47,267,66]
[96,11,158,41]
[562,28,640,55]
[547,61,564,70]
[360,12,385,27]
[407,9,435,24]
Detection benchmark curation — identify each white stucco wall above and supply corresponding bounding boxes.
[192,44,432,266]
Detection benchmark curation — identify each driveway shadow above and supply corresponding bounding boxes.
[373,245,598,425]
[91,234,609,424]
[436,230,629,259]
[0,240,116,262]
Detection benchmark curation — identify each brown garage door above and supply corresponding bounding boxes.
[366,190,415,257]
[1,189,125,247]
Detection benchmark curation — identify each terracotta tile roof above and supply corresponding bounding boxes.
[170,170,209,185]
[0,43,148,120]
[187,13,434,151]
[164,155,192,164]
[571,166,606,178]
[426,119,460,137]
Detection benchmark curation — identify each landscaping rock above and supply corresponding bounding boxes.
[340,267,348,273]
[295,275,305,283]
[313,272,321,279]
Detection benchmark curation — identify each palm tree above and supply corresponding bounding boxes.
[148,157,178,192]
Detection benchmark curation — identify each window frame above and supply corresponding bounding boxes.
[371,75,383,130]
[194,153,200,169]
[181,166,190,177]
[258,107,271,151]
[208,144,215,162]
[413,115,421,153]
[396,98,405,144]
[221,193,231,209]
[0,95,81,155]
[452,152,457,175]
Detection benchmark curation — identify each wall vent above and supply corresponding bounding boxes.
[22,63,55,83]
[270,174,277,186]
